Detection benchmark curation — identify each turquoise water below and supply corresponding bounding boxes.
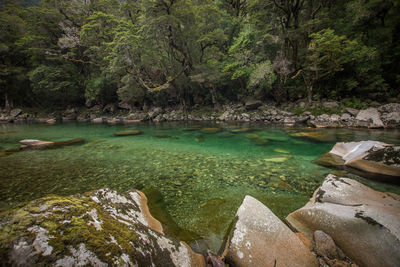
[1,122,400,251]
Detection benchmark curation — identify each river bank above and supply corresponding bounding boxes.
[1,101,399,129]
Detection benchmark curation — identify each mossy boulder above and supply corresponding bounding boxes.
[0,189,205,267]
[114,130,142,136]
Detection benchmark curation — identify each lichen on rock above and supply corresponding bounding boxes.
[0,189,204,267]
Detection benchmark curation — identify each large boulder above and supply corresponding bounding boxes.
[380,111,400,128]
[10,108,22,117]
[355,107,384,128]
[223,196,318,267]
[0,189,205,266]
[244,99,262,110]
[286,174,400,267]
[315,141,400,181]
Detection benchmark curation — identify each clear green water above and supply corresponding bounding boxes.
[1,122,400,251]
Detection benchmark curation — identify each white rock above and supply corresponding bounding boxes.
[286,174,400,267]
[224,196,318,267]
[356,107,384,127]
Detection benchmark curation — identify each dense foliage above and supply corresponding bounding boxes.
[1,0,399,110]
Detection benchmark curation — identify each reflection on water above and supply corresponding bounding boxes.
[1,122,399,251]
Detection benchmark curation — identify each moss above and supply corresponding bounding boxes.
[293,106,344,116]
[365,147,400,166]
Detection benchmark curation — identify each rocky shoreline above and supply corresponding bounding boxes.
[1,101,399,128]
[1,174,399,267]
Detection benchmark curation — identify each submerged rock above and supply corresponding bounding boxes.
[251,137,269,146]
[244,133,259,140]
[230,128,252,133]
[288,130,336,142]
[0,189,205,267]
[273,148,290,154]
[200,128,222,134]
[286,174,400,267]
[19,139,55,150]
[18,138,85,150]
[218,132,234,138]
[316,141,400,181]
[155,133,171,139]
[53,138,85,147]
[194,135,204,142]
[263,156,291,163]
[223,196,318,267]
[114,130,142,136]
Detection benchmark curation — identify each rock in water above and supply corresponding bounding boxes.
[286,174,400,267]
[223,195,318,267]
[114,130,142,136]
[53,138,85,147]
[19,139,55,150]
[315,141,400,182]
[0,189,205,267]
[200,128,222,134]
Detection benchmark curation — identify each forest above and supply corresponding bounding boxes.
[0,0,399,111]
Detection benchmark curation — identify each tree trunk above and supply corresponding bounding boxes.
[4,90,10,110]
[307,85,313,106]
[209,85,220,111]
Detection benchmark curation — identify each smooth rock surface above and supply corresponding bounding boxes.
[286,174,400,267]
[315,141,400,181]
[19,139,55,149]
[224,196,318,267]
[91,118,103,123]
[0,189,205,267]
[356,108,384,128]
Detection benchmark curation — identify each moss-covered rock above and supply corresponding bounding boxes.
[245,133,259,140]
[251,137,269,146]
[0,189,205,267]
